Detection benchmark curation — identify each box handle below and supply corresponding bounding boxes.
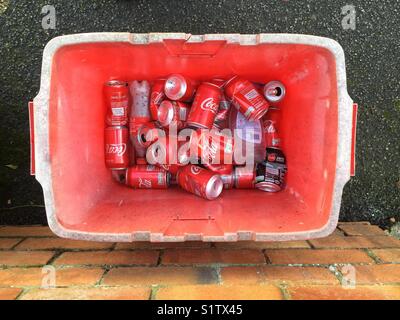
[28,101,35,176]
[350,103,358,177]
[163,39,226,57]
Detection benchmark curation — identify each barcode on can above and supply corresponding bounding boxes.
[244,89,259,100]
[112,107,125,116]
[266,167,280,176]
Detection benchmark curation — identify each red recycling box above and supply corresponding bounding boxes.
[29,33,357,242]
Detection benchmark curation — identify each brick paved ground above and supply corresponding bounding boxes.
[0,222,399,300]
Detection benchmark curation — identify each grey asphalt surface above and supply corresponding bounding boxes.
[0,0,399,226]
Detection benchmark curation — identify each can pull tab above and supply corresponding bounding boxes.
[163,39,226,57]
[29,101,35,175]
[350,103,358,177]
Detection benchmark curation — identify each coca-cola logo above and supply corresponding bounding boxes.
[200,98,219,114]
[138,178,152,188]
[190,165,202,175]
[203,140,218,162]
[267,153,277,162]
[106,143,127,156]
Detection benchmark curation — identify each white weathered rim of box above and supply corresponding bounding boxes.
[34,33,353,242]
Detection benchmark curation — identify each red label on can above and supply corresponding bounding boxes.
[200,97,219,114]
[234,166,256,189]
[105,126,129,170]
[105,143,127,157]
[126,165,169,189]
[150,79,166,121]
[177,165,221,200]
[264,120,281,148]
[195,130,234,165]
[187,83,221,129]
[224,77,269,121]
[104,81,129,126]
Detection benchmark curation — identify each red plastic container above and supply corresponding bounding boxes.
[30,33,357,242]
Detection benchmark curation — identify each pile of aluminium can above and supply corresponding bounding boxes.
[104,75,287,200]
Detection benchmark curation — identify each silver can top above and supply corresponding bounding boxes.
[205,174,223,200]
[106,80,128,87]
[164,74,187,101]
[136,125,152,148]
[255,181,282,192]
[263,81,286,103]
[146,142,163,165]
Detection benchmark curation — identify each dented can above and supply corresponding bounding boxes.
[125,165,170,189]
[176,165,223,200]
[105,126,129,170]
[164,74,195,102]
[104,80,129,126]
[224,76,269,121]
[187,82,221,129]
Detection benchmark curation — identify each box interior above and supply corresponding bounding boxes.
[49,40,338,237]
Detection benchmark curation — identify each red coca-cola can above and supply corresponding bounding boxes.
[150,79,166,121]
[224,76,269,121]
[104,80,129,126]
[164,74,195,102]
[234,166,256,189]
[157,100,190,129]
[263,120,281,148]
[213,93,231,129]
[192,129,234,165]
[125,165,170,189]
[187,82,221,129]
[176,165,223,200]
[105,126,129,170]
